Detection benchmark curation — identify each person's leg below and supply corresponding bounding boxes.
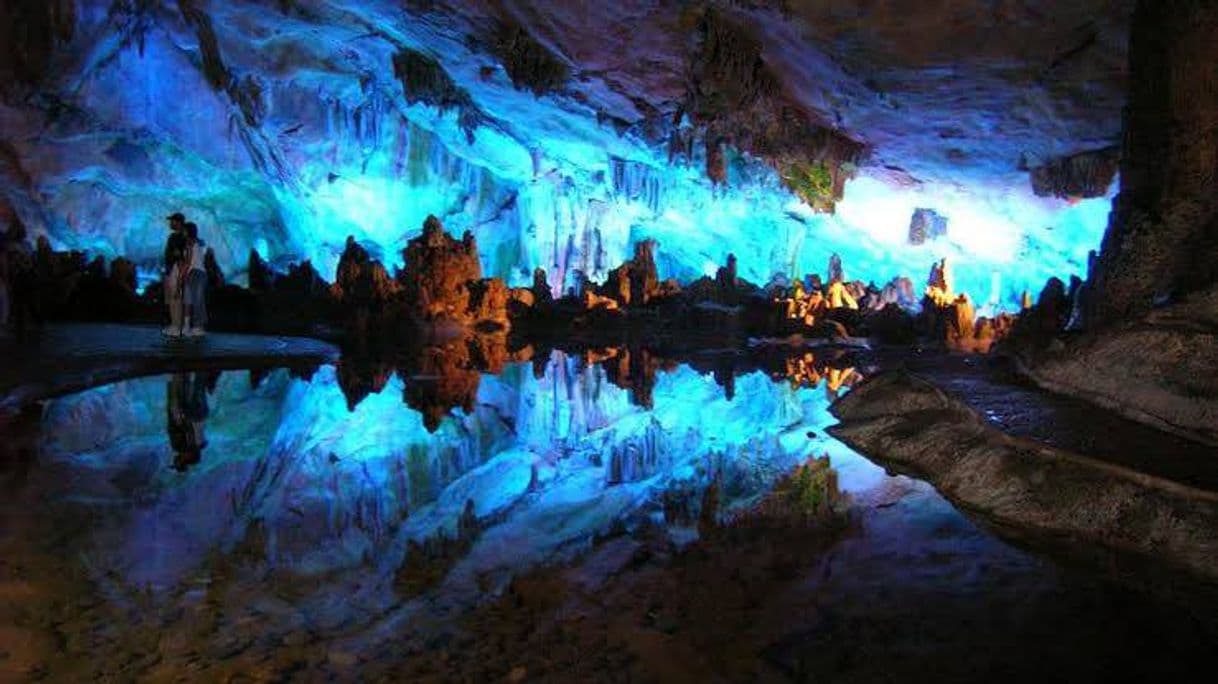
[186,372,210,420]
[178,273,191,333]
[186,270,206,335]
[185,271,198,331]
[194,271,208,330]
[164,274,183,335]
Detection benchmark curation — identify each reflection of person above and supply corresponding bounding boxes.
[167,372,210,472]
[162,213,188,337]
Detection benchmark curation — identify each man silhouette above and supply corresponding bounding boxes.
[162,213,188,337]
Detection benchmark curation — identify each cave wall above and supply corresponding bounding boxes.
[1020,1,1218,445]
[1085,0,1218,323]
[0,0,1117,308]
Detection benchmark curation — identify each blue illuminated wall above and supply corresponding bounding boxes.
[2,0,1112,311]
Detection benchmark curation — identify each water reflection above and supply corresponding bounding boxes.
[9,348,871,597]
[5,347,1212,680]
[167,372,215,472]
[336,333,864,430]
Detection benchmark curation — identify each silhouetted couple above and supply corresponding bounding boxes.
[162,212,208,338]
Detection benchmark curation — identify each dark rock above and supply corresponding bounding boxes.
[108,257,137,293]
[865,303,917,344]
[1028,147,1120,199]
[715,253,739,304]
[706,137,727,185]
[248,249,273,292]
[531,267,553,307]
[687,8,866,213]
[493,20,569,95]
[1084,1,1218,323]
[829,371,1218,581]
[203,247,225,289]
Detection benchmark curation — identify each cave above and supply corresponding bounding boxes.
[1,0,1216,681]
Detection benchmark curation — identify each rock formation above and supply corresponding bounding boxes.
[908,208,949,245]
[1084,2,1218,323]
[400,217,482,323]
[830,371,1218,581]
[597,239,665,309]
[827,253,844,284]
[1019,0,1218,444]
[715,254,740,305]
[1027,147,1121,199]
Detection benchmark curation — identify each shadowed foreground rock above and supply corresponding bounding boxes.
[828,371,1218,582]
[1018,287,1218,445]
[1017,1,1218,445]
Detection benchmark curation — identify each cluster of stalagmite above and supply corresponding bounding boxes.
[7,202,1061,358]
[917,257,1019,353]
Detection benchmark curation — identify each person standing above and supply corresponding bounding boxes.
[182,222,208,337]
[162,213,188,337]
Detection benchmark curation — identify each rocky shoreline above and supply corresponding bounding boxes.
[829,371,1218,583]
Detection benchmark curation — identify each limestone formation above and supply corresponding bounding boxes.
[908,208,949,245]
[202,248,224,289]
[248,249,273,292]
[1027,147,1121,199]
[598,239,664,309]
[830,371,1218,581]
[827,253,844,284]
[334,235,398,311]
[1084,1,1218,323]
[400,216,483,323]
[715,253,739,304]
[467,278,510,329]
[531,267,553,306]
[108,257,136,293]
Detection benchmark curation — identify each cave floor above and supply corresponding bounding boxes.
[0,323,340,414]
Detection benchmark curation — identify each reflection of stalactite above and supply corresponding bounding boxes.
[606,417,665,484]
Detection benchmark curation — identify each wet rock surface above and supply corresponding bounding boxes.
[0,323,337,414]
[829,370,1218,582]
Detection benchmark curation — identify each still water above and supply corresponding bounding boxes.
[1,352,1214,681]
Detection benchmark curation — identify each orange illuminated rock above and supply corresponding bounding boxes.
[400,215,483,322]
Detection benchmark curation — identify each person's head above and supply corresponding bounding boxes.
[185,222,199,241]
[167,212,186,232]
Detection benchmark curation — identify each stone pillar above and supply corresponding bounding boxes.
[1086,0,1218,325]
